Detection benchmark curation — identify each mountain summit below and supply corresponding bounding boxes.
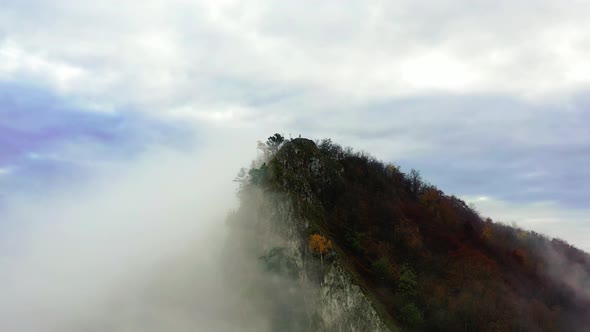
[228,134,590,331]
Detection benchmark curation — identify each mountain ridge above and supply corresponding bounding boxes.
[232,134,590,331]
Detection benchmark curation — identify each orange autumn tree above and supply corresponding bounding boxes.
[309,234,333,256]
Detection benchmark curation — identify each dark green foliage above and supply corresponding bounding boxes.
[345,231,364,254]
[266,133,285,152]
[395,264,423,328]
[305,222,322,237]
[397,265,418,299]
[372,257,394,282]
[248,163,268,185]
[399,303,424,328]
[317,138,345,160]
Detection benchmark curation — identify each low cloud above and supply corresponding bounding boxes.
[0,130,266,331]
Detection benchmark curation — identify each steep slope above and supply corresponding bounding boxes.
[230,135,590,331]
[225,140,395,331]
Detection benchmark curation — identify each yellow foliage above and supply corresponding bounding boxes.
[420,188,443,220]
[386,163,399,175]
[517,229,528,241]
[421,188,440,206]
[481,223,494,241]
[309,234,333,255]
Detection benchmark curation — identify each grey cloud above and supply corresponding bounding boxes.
[2,0,590,115]
[1,0,589,250]
[0,128,265,332]
[282,93,590,210]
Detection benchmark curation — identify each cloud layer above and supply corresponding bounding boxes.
[2,1,590,110]
[0,131,261,331]
[0,0,589,279]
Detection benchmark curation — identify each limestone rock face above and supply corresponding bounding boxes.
[318,261,391,332]
[261,192,391,332]
[229,190,392,331]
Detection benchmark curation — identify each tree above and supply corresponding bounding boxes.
[309,234,333,267]
[408,169,423,196]
[420,187,441,215]
[398,264,418,299]
[257,140,271,160]
[234,167,249,194]
[309,234,332,255]
[481,219,494,242]
[397,265,423,328]
[318,138,344,160]
[248,163,268,185]
[385,163,400,176]
[266,133,285,153]
[372,257,395,282]
[399,303,424,328]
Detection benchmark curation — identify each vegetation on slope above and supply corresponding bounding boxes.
[246,134,590,332]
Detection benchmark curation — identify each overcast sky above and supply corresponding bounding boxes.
[1,0,589,251]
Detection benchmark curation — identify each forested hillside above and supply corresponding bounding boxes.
[246,134,590,331]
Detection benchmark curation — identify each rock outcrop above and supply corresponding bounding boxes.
[226,138,394,332]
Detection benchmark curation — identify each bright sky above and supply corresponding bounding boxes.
[1,0,589,250]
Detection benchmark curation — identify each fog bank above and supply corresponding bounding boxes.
[0,132,267,331]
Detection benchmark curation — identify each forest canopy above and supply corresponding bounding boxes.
[241,134,590,332]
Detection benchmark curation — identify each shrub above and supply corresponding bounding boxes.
[309,234,333,255]
[399,303,424,327]
[372,257,394,282]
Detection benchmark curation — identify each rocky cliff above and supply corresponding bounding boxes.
[224,138,395,331]
[226,136,590,331]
